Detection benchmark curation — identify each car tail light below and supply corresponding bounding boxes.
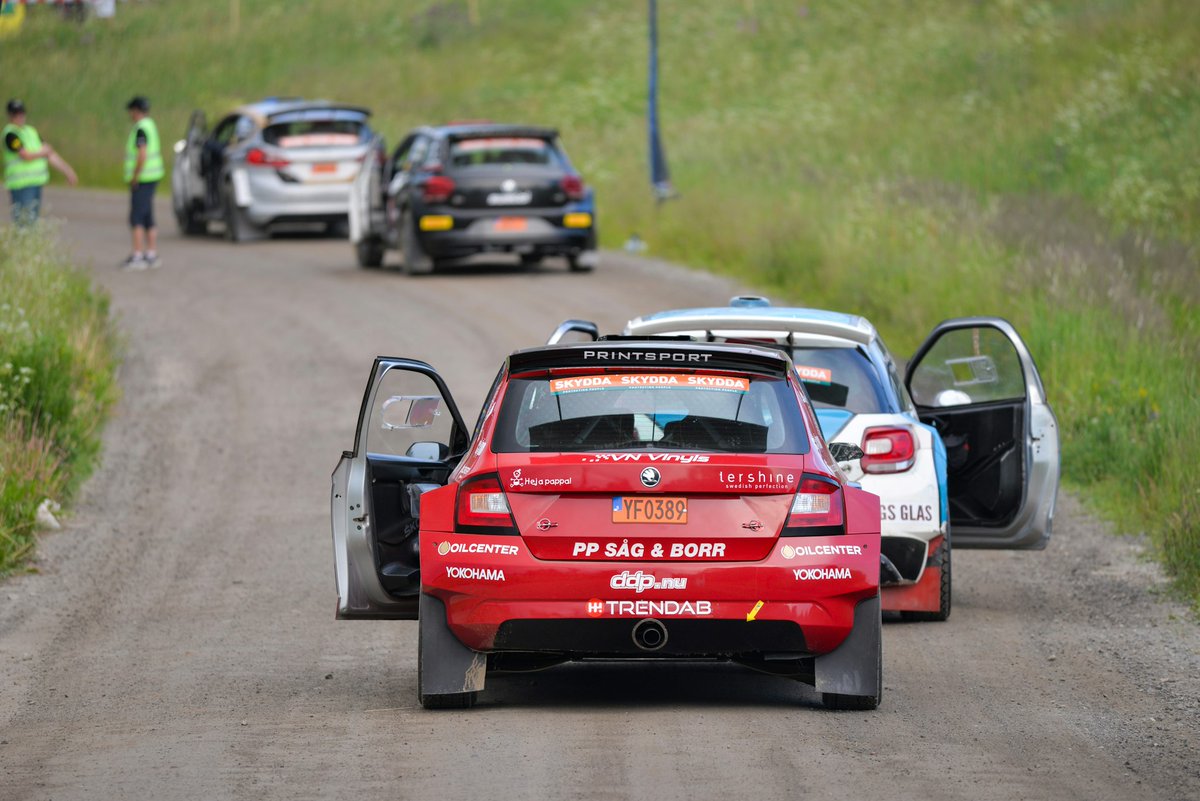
[560,175,585,200]
[860,426,916,474]
[455,474,517,533]
[423,175,456,203]
[245,147,290,168]
[783,474,845,535]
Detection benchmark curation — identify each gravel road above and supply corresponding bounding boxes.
[1,189,1197,801]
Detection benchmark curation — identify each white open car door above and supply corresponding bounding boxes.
[905,318,1059,549]
[348,133,385,245]
[331,357,468,619]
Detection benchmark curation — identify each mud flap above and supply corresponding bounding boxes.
[814,594,881,697]
[418,593,487,696]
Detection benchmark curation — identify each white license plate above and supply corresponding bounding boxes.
[486,191,532,206]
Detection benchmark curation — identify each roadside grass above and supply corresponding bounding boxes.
[0,226,120,574]
[2,0,1197,603]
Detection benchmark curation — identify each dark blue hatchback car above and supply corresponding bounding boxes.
[349,123,597,274]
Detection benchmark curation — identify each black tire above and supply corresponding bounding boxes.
[174,199,206,236]
[567,254,593,273]
[400,211,433,275]
[900,535,952,622]
[417,614,477,710]
[328,218,351,239]
[519,252,541,268]
[355,237,385,268]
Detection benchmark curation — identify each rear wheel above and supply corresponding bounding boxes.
[901,535,951,622]
[567,253,594,273]
[355,237,385,268]
[519,252,542,268]
[174,199,206,236]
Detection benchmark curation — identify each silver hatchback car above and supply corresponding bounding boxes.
[171,98,374,241]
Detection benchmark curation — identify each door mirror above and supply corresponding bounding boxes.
[406,441,448,461]
[381,395,442,430]
[828,442,865,463]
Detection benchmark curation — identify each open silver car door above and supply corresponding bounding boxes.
[905,318,1059,549]
[331,358,468,619]
[171,110,208,234]
[546,319,600,345]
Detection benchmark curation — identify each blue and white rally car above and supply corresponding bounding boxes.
[550,296,1060,620]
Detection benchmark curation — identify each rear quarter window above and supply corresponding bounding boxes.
[790,346,892,414]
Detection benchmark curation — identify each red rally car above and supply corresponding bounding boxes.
[331,341,883,709]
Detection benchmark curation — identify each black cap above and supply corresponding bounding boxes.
[6,99,25,115]
[126,96,150,112]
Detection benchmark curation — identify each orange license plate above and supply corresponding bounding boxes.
[493,216,528,232]
[312,163,337,174]
[612,497,688,524]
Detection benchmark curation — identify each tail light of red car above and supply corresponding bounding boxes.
[860,426,916,474]
[782,473,845,536]
[423,175,456,203]
[455,474,517,534]
[560,175,585,201]
[245,147,290,168]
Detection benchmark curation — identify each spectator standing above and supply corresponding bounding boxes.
[3,98,78,225]
[122,96,164,269]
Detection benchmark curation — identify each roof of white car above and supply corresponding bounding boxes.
[626,297,878,347]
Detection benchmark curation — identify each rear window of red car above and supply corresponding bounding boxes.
[492,371,809,454]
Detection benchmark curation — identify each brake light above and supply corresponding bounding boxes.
[423,175,456,203]
[860,426,916,474]
[560,174,585,200]
[784,474,845,533]
[455,474,517,533]
[245,147,290,168]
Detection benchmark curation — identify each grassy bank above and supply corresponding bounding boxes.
[3,1,1197,602]
[0,227,119,573]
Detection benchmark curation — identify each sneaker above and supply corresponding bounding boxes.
[145,252,162,269]
[120,253,147,271]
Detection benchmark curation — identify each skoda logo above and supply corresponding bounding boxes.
[640,467,661,488]
[501,178,518,192]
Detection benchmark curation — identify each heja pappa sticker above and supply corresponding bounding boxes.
[549,374,749,394]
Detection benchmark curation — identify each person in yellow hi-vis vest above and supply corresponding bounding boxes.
[4,98,77,226]
[122,96,164,269]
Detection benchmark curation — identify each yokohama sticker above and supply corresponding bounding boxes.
[589,599,713,617]
[793,567,852,581]
[446,566,506,582]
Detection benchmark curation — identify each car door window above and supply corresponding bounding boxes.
[908,328,1025,407]
[366,367,454,459]
[210,116,239,147]
[232,115,256,145]
[405,136,430,172]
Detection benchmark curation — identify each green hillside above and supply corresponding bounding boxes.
[4,0,1198,604]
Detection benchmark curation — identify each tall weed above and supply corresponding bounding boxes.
[0,226,119,572]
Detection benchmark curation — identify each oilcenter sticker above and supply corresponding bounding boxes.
[549,374,749,394]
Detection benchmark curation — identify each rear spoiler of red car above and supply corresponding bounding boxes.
[507,341,793,378]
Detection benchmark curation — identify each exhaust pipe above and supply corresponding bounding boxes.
[631,618,668,651]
